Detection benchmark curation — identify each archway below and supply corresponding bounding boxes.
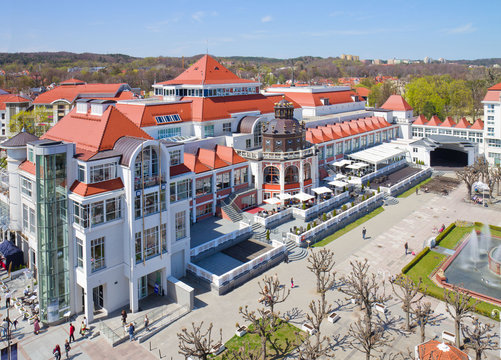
[263,166,280,184]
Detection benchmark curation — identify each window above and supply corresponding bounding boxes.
[246,139,251,148]
[216,172,230,191]
[196,203,213,217]
[135,232,142,262]
[204,125,214,137]
[91,237,105,272]
[134,146,159,187]
[22,204,28,231]
[29,208,35,233]
[223,122,231,133]
[304,163,311,180]
[170,179,191,202]
[91,201,105,225]
[169,150,181,166]
[144,192,159,215]
[413,147,418,153]
[161,223,167,253]
[158,127,181,139]
[284,166,299,184]
[76,238,83,268]
[78,165,85,182]
[144,226,159,259]
[74,202,89,228]
[195,177,212,196]
[89,162,116,183]
[175,211,186,240]
[28,148,34,163]
[21,176,32,197]
[263,166,279,184]
[155,114,182,124]
[105,197,121,221]
[488,127,495,136]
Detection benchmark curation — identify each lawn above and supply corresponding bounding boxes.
[313,206,385,247]
[404,249,500,320]
[438,223,501,250]
[214,320,304,359]
[397,177,432,198]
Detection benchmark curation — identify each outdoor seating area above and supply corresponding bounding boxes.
[259,191,332,217]
[0,276,39,323]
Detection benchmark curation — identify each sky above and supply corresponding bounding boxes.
[1,0,500,60]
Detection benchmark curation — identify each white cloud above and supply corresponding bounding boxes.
[192,11,206,22]
[261,15,272,23]
[445,23,476,34]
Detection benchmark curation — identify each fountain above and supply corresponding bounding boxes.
[443,227,501,302]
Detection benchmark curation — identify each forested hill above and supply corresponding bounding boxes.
[0,52,139,66]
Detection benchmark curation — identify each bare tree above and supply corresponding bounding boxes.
[473,156,489,183]
[444,285,479,348]
[348,315,392,360]
[258,274,290,326]
[177,321,222,360]
[238,306,278,360]
[307,248,336,304]
[411,301,437,343]
[463,318,498,360]
[391,275,424,331]
[456,166,480,199]
[222,341,263,360]
[486,166,501,200]
[339,259,391,321]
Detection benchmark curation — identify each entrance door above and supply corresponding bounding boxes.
[171,250,185,279]
[138,276,148,300]
[93,285,104,310]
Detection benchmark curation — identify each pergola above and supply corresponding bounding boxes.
[349,143,407,169]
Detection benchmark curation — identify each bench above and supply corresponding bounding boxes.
[374,303,387,314]
[301,323,317,335]
[442,331,456,344]
[211,343,226,355]
[235,326,247,337]
[327,312,340,324]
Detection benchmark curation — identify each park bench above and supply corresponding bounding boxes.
[301,323,317,335]
[235,325,247,337]
[211,342,226,355]
[442,330,456,344]
[374,303,387,314]
[327,312,340,323]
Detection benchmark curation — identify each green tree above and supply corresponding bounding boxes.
[9,108,51,137]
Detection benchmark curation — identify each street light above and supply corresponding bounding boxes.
[492,308,501,359]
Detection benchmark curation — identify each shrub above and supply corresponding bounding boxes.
[266,230,270,240]
[342,204,347,211]
[302,203,306,210]
[351,202,354,208]
[313,221,317,227]
[401,247,430,274]
[434,223,456,245]
[377,186,381,193]
[306,223,311,231]
[361,185,365,191]
[322,213,327,221]
[366,180,370,187]
[332,209,337,216]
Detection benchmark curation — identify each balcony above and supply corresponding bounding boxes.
[235,146,316,161]
[134,173,166,190]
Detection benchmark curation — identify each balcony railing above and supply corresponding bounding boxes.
[134,173,166,190]
[236,147,315,161]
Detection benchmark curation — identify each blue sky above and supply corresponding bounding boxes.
[2,0,499,60]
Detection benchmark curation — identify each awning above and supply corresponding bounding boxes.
[311,186,332,195]
[278,193,293,200]
[331,159,352,167]
[354,162,369,168]
[294,192,315,201]
[328,180,349,188]
[264,197,282,205]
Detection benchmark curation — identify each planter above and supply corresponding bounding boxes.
[301,323,316,335]
[374,303,387,314]
[235,326,247,337]
[327,312,340,323]
[211,343,225,355]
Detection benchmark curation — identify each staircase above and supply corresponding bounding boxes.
[221,202,243,222]
[286,240,308,262]
[251,223,268,242]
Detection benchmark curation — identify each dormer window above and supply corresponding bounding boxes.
[91,104,104,116]
[76,102,88,114]
[320,98,330,105]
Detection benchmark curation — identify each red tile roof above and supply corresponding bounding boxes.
[60,78,86,85]
[471,118,484,130]
[184,145,247,174]
[116,101,193,127]
[158,55,257,85]
[427,115,442,126]
[413,114,427,125]
[306,117,391,144]
[455,117,471,128]
[170,164,192,177]
[416,340,468,360]
[0,94,30,110]
[33,83,135,105]
[381,95,413,111]
[190,95,275,122]
[440,117,456,127]
[355,86,371,97]
[18,160,36,175]
[488,82,501,91]
[70,178,124,197]
[41,106,152,152]
[483,90,501,102]
[269,90,356,107]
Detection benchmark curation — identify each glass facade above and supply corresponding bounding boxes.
[36,152,69,323]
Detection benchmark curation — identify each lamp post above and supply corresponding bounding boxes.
[492,309,501,359]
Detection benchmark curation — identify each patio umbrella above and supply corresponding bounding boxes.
[264,197,282,205]
[328,180,348,188]
[311,186,333,195]
[277,193,293,200]
[294,192,315,202]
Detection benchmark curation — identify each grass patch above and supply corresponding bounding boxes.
[313,206,384,247]
[214,320,304,359]
[438,223,501,250]
[397,177,432,198]
[405,249,500,320]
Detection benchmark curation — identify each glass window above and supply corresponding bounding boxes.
[89,162,116,183]
[144,192,159,215]
[91,237,105,272]
[234,167,248,185]
[21,176,32,197]
[105,197,121,221]
[204,125,214,137]
[74,202,89,228]
[246,139,251,148]
[285,166,299,184]
[29,208,35,233]
[223,123,231,133]
[78,165,85,182]
[175,211,186,240]
[144,226,159,259]
[91,201,105,225]
[76,238,83,268]
[169,150,181,166]
[195,177,212,196]
[28,148,34,163]
[196,203,213,218]
[135,194,142,218]
[158,127,181,139]
[263,166,279,184]
[22,204,29,231]
[135,232,142,262]
[304,163,311,180]
[216,172,230,191]
[161,224,167,253]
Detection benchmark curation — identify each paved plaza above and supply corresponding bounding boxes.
[7,174,501,359]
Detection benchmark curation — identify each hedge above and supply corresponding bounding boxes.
[401,247,430,274]
[434,223,456,246]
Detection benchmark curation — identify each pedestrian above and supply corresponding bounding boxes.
[69,323,75,343]
[404,242,409,255]
[284,252,289,264]
[144,314,149,332]
[362,227,366,240]
[121,309,127,325]
[34,317,40,335]
[128,322,135,341]
[416,187,419,195]
[80,320,86,338]
[83,316,88,330]
[53,344,61,360]
[290,277,294,288]
[5,292,11,308]
[12,318,17,330]
[64,339,71,359]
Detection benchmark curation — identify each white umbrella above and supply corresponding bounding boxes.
[472,181,489,191]
[278,193,293,200]
[311,186,333,195]
[328,180,348,188]
[264,197,281,205]
[294,192,315,202]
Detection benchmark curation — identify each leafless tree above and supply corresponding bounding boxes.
[486,166,501,199]
[456,166,480,199]
[258,274,290,326]
[348,315,392,360]
[177,321,222,360]
[411,301,437,343]
[307,248,336,304]
[443,285,479,348]
[473,156,489,183]
[238,306,279,360]
[339,259,391,321]
[222,341,263,360]
[463,318,498,360]
[391,275,424,331]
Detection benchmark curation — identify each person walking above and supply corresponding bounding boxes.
[64,339,71,359]
[53,344,61,360]
[144,314,149,332]
[415,187,419,195]
[80,320,86,338]
[121,309,127,325]
[33,317,40,335]
[128,322,135,341]
[5,292,11,308]
[69,323,75,343]
[290,277,294,288]
[362,227,367,240]
[404,242,409,255]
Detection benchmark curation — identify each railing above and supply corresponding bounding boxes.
[383,168,432,196]
[287,192,384,244]
[254,208,293,227]
[134,173,167,190]
[187,262,218,283]
[291,191,350,219]
[189,225,253,257]
[235,149,260,160]
[360,159,407,184]
[235,147,316,161]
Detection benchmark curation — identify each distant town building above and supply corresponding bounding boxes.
[423,56,432,64]
[340,54,360,61]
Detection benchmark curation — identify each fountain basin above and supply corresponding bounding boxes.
[488,247,501,276]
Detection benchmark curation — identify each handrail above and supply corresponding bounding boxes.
[190,225,253,257]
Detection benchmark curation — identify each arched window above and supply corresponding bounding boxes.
[284,165,299,184]
[304,163,311,180]
[134,146,159,180]
[263,166,280,184]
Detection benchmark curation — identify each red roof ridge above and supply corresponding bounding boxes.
[471,118,484,130]
[70,178,124,197]
[381,95,413,111]
[18,160,36,175]
[455,117,471,128]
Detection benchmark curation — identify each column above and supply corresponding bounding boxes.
[279,163,285,197]
[129,277,139,313]
[191,179,196,224]
[84,287,94,323]
[299,161,304,193]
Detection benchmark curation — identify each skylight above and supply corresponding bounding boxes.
[155,114,182,124]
